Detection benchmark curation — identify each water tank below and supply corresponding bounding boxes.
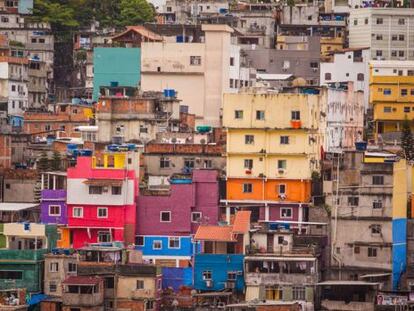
[107,144,119,152]
[196,126,212,133]
[163,89,176,98]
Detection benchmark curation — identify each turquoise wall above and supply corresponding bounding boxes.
[93,47,141,100]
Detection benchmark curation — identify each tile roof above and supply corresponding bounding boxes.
[63,276,101,286]
[112,26,163,42]
[194,225,235,242]
[232,211,251,234]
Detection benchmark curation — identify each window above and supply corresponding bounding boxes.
[278,184,286,194]
[399,34,405,41]
[112,186,121,195]
[68,263,77,273]
[234,110,243,119]
[49,282,57,292]
[135,236,144,246]
[139,125,148,133]
[365,18,369,24]
[45,124,51,131]
[243,183,253,193]
[49,205,61,216]
[371,224,381,235]
[136,280,144,290]
[408,71,414,76]
[357,73,364,81]
[383,89,391,95]
[406,107,412,113]
[278,236,284,244]
[324,73,331,80]
[372,175,384,185]
[280,136,289,145]
[292,286,306,301]
[98,231,111,243]
[256,110,265,120]
[278,160,287,170]
[160,157,170,168]
[291,111,300,120]
[376,18,383,24]
[203,160,212,168]
[230,57,234,66]
[50,262,59,272]
[244,159,253,169]
[281,208,292,218]
[73,207,83,218]
[184,158,195,168]
[105,277,114,289]
[392,35,398,41]
[245,135,254,144]
[348,196,359,206]
[398,18,405,25]
[0,271,23,279]
[146,301,154,310]
[373,200,383,209]
[353,19,358,25]
[160,211,171,222]
[310,62,318,68]
[376,34,383,40]
[354,246,360,254]
[191,212,202,223]
[202,271,212,280]
[11,85,16,92]
[89,186,102,194]
[227,272,237,281]
[153,240,162,250]
[401,89,408,96]
[368,247,377,257]
[39,38,45,44]
[392,50,397,57]
[376,50,383,57]
[230,79,234,88]
[169,237,180,249]
[190,56,201,65]
[384,106,392,113]
[97,207,108,218]
[399,51,405,57]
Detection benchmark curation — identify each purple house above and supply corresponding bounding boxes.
[136,169,219,267]
[40,189,67,225]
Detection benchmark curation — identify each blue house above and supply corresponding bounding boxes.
[193,211,251,293]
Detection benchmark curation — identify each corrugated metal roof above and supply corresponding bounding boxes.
[0,203,38,211]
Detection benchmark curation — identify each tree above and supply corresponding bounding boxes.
[31,0,79,28]
[37,151,50,172]
[51,151,62,171]
[401,117,414,161]
[119,0,155,26]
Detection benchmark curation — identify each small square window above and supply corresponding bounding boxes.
[227,272,237,281]
[98,231,111,243]
[373,200,383,209]
[202,271,212,280]
[49,282,57,292]
[280,136,289,145]
[137,280,145,289]
[97,207,108,218]
[153,240,162,250]
[371,224,381,235]
[256,110,265,120]
[398,18,405,25]
[243,183,253,193]
[169,237,180,249]
[190,56,201,65]
[244,159,253,169]
[281,208,292,218]
[376,18,383,25]
[401,89,408,96]
[49,205,61,216]
[368,247,377,257]
[348,196,359,206]
[160,211,171,222]
[112,186,121,195]
[191,212,202,223]
[73,207,83,218]
[278,184,286,194]
[68,263,77,273]
[372,175,384,185]
[278,160,287,169]
[399,34,405,41]
[160,157,170,168]
[89,186,103,194]
[245,135,254,144]
[291,111,300,120]
[354,246,360,254]
[49,262,59,272]
[234,110,243,119]
[404,107,410,113]
[384,106,392,113]
[383,89,391,95]
[135,236,144,246]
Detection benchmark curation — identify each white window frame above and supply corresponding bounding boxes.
[68,263,77,273]
[280,207,293,219]
[48,204,61,216]
[73,207,83,218]
[191,212,202,223]
[49,262,59,273]
[278,184,287,194]
[160,211,171,222]
[153,240,162,250]
[202,271,212,280]
[168,237,180,249]
[243,183,253,193]
[97,207,108,218]
[136,279,145,290]
[136,235,145,246]
[98,231,112,243]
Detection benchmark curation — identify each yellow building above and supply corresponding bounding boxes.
[369,61,414,141]
[320,36,344,61]
[222,91,325,223]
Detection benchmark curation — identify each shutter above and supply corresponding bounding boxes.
[305,286,314,302]
[283,286,293,301]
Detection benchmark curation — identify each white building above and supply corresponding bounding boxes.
[325,82,364,153]
[349,8,414,61]
[320,48,370,108]
[141,24,255,127]
[0,56,29,117]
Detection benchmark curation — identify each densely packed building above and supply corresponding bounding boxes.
[2,0,414,310]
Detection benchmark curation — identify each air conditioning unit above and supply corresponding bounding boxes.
[312,68,318,72]
[278,193,287,200]
[205,280,213,288]
[278,169,285,175]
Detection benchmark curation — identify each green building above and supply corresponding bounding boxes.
[0,223,58,293]
[93,47,141,100]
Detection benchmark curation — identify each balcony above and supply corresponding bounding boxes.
[62,291,103,307]
[290,120,302,129]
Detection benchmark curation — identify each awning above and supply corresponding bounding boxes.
[83,179,123,186]
[0,203,38,212]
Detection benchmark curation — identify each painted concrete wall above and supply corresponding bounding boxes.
[93,48,141,100]
[41,189,67,225]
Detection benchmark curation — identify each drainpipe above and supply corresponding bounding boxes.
[331,153,342,279]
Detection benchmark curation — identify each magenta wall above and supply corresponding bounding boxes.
[137,170,219,236]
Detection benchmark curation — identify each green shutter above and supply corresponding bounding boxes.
[305,286,314,302]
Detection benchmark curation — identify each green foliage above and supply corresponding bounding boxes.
[9,40,25,47]
[37,151,50,172]
[51,151,62,171]
[401,117,414,161]
[31,0,79,28]
[119,0,155,26]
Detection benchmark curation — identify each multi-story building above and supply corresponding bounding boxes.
[62,276,104,311]
[369,61,414,142]
[0,223,57,294]
[141,24,255,127]
[325,82,364,153]
[222,90,324,223]
[66,151,139,248]
[245,36,321,86]
[320,47,370,108]
[349,8,414,61]
[95,91,180,144]
[28,58,48,108]
[325,151,396,289]
[193,211,250,296]
[136,169,219,267]
[44,252,78,297]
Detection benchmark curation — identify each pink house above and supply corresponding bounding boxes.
[67,155,138,249]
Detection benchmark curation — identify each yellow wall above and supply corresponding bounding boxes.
[117,276,156,299]
[57,227,70,248]
[3,223,45,237]
[393,159,408,219]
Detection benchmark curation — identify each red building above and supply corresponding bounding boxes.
[66,152,138,248]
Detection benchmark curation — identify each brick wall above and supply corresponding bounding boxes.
[0,134,11,169]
